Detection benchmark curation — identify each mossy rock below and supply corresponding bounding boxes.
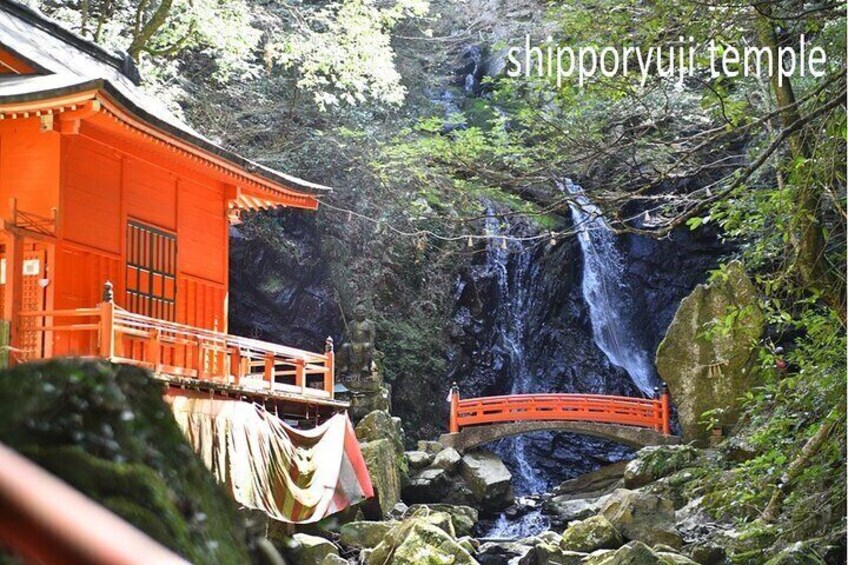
[0,360,249,563]
[655,260,764,445]
[340,520,398,549]
[624,446,703,489]
[360,439,403,518]
[561,515,624,553]
[366,518,476,565]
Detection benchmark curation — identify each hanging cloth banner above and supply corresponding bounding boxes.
[166,395,373,524]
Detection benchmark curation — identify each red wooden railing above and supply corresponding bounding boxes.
[16,284,335,400]
[448,385,672,436]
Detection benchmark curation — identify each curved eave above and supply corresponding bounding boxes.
[0,78,330,210]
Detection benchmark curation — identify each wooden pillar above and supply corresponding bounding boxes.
[294,358,306,393]
[661,382,671,436]
[449,383,460,434]
[325,337,334,396]
[148,329,161,375]
[98,282,115,359]
[264,353,275,389]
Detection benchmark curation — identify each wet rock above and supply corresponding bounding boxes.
[322,555,349,565]
[366,518,476,565]
[406,450,433,470]
[763,542,824,565]
[560,515,624,553]
[339,520,398,549]
[543,494,609,525]
[656,551,699,564]
[518,542,585,565]
[476,541,532,565]
[388,502,409,519]
[441,476,478,507]
[360,439,402,518]
[407,504,479,537]
[623,446,702,489]
[418,440,445,455]
[461,449,515,511]
[402,467,450,503]
[688,543,725,565]
[584,540,665,564]
[433,447,462,473]
[554,462,627,497]
[600,489,683,549]
[457,536,478,554]
[287,533,339,565]
[655,260,764,445]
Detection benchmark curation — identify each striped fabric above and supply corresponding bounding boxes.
[166,395,373,524]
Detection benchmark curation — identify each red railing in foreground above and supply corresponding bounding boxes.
[0,443,187,565]
[448,387,671,436]
[16,283,335,400]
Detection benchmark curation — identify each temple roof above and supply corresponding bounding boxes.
[0,0,331,199]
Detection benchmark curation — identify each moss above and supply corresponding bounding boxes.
[0,360,249,563]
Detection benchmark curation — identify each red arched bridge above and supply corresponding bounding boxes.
[439,386,679,451]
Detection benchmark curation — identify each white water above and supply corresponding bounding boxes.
[562,179,657,395]
[483,211,548,496]
[482,210,552,539]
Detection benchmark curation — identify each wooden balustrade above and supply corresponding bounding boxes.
[448,388,672,436]
[17,299,335,400]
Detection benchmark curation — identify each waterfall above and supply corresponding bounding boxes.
[481,209,552,539]
[562,179,658,395]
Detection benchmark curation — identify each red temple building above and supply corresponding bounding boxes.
[0,0,344,420]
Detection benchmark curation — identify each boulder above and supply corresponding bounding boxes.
[763,542,825,564]
[433,447,462,474]
[518,542,585,565]
[339,520,397,549]
[402,467,450,503]
[457,536,478,555]
[366,519,477,565]
[583,541,666,564]
[403,506,457,537]
[656,551,698,564]
[360,439,402,518]
[460,450,515,511]
[655,260,764,445]
[321,556,349,565]
[543,494,609,525]
[406,451,433,470]
[623,446,702,489]
[560,515,624,553]
[406,504,479,537]
[555,462,627,497]
[287,534,339,565]
[688,543,726,565]
[418,440,444,454]
[600,489,682,549]
[356,411,404,455]
[476,541,532,564]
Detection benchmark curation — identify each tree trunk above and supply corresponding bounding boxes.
[128,0,174,61]
[753,4,845,321]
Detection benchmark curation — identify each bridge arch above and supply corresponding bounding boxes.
[439,390,678,452]
[439,420,679,452]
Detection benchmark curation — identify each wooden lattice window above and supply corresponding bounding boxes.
[126,221,176,320]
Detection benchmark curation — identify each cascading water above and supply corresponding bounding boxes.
[482,211,547,496]
[561,179,658,395]
[481,209,551,538]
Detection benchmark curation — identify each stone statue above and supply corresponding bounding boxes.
[340,304,378,379]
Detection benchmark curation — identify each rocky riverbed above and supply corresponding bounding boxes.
[269,409,845,565]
